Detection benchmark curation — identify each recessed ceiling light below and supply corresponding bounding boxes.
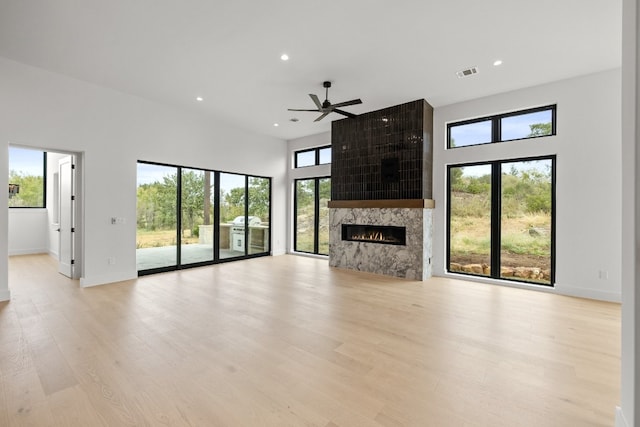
[196,96,204,102]
[273,123,279,127]
[280,54,289,61]
[493,60,503,66]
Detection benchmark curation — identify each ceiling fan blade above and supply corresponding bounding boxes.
[309,94,323,110]
[288,108,321,112]
[329,98,363,108]
[314,112,331,122]
[333,109,357,118]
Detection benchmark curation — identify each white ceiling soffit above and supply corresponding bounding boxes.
[0,0,622,140]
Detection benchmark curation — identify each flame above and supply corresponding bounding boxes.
[350,231,397,242]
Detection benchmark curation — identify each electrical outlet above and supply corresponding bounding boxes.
[598,270,609,280]
[108,257,116,265]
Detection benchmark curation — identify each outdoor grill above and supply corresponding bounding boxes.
[231,216,261,252]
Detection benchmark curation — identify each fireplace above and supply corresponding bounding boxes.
[329,99,434,280]
[342,224,406,246]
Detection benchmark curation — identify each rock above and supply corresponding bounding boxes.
[482,263,490,275]
[450,262,462,272]
[462,264,484,274]
[501,267,515,277]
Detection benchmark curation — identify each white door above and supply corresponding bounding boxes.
[58,155,76,278]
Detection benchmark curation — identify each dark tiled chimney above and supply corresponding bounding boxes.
[331,99,433,201]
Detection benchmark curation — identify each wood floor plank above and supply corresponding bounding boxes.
[3,254,621,426]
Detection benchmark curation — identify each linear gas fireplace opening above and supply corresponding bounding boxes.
[342,224,407,246]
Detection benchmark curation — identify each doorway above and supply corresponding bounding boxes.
[7,145,83,282]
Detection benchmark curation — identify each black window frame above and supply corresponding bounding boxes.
[447,105,557,149]
[294,145,332,168]
[8,147,47,209]
[293,176,330,255]
[136,160,272,276]
[446,155,556,286]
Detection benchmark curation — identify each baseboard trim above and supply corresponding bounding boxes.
[556,283,621,303]
[8,248,48,256]
[80,271,137,288]
[615,407,629,427]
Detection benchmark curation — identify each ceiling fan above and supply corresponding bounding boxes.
[288,81,362,122]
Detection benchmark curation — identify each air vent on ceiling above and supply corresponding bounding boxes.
[456,66,479,78]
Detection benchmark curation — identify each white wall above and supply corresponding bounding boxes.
[619,0,638,425]
[7,209,48,255]
[0,57,287,297]
[433,69,622,302]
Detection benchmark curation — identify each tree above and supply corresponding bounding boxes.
[528,122,552,137]
[8,170,44,207]
[248,177,270,222]
[180,171,206,235]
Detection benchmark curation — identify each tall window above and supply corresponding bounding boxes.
[294,177,330,255]
[8,146,46,208]
[447,105,556,148]
[447,157,555,286]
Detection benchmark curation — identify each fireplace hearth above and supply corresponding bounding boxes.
[342,224,406,245]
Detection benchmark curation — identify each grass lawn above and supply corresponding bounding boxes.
[137,229,199,248]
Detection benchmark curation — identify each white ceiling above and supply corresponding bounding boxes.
[0,0,622,140]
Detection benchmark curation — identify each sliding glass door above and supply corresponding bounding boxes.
[136,163,179,271]
[180,168,215,266]
[248,177,270,255]
[137,161,271,275]
[219,172,246,259]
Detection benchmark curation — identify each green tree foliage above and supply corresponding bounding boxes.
[8,170,44,207]
[296,179,315,208]
[248,177,270,222]
[181,171,207,235]
[137,172,270,231]
[221,187,245,222]
[528,122,552,137]
[451,164,551,218]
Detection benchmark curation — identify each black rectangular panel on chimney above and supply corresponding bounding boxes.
[331,99,433,201]
[381,157,399,184]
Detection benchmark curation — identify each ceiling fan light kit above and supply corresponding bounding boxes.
[288,81,362,122]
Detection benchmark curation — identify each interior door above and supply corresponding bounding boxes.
[58,155,76,278]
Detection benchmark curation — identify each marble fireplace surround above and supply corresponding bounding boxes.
[328,199,434,281]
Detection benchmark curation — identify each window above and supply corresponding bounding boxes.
[447,156,555,286]
[136,161,271,275]
[295,145,332,168]
[447,105,556,148]
[8,146,46,208]
[294,177,330,255]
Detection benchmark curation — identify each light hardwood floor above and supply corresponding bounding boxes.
[1,254,620,426]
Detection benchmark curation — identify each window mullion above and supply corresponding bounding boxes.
[490,162,501,279]
[176,168,182,268]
